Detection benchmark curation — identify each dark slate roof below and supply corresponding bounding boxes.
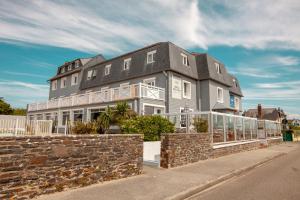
[244,107,286,121]
[194,53,232,86]
[212,102,236,111]
[80,42,171,89]
[228,74,243,97]
[78,42,243,96]
[82,54,106,68]
[48,55,105,81]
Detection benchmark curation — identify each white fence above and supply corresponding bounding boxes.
[0,116,53,136]
[161,111,282,144]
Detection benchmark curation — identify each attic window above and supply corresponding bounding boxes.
[147,50,156,64]
[215,63,221,74]
[87,69,97,80]
[233,79,238,87]
[61,67,65,73]
[181,53,189,66]
[75,61,80,68]
[68,64,72,71]
[123,58,131,70]
[105,64,111,76]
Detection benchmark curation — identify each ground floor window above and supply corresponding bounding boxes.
[36,114,43,120]
[180,107,193,128]
[62,111,70,126]
[90,108,105,121]
[73,110,83,122]
[143,104,165,115]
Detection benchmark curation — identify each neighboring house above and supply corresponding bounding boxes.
[290,119,300,127]
[27,42,243,129]
[243,104,286,123]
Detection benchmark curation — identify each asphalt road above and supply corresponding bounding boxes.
[187,144,300,200]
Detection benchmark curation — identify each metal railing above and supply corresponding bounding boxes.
[160,111,282,144]
[0,118,53,136]
[28,83,165,111]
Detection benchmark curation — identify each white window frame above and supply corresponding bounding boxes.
[61,77,67,88]
[234,97,240,110]
[182,80,191,99]
[147,50,156,64]
[71,73,79,86]
[68,64,72,71]
[181,53,188,66]
[142,103,165,115]
[104,64,111,76]
[123,58,131,70]
[75,60,80,68]
[143,77,156,86]
[180,107,193,128]
[215,63,221,74]
[87,70,93,80]
[92,69,97,78]
[72,109,84,122]
[217,87,224,103]
[51,80,57,91]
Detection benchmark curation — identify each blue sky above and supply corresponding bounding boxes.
[0,0,299,118]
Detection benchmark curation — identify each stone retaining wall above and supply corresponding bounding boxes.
[212,141,263,158]
[0,134,143,199]
[160,133,212,168]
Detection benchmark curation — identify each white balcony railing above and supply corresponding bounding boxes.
[28,83,165,112]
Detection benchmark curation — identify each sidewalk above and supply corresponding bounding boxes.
[36,143,299,200]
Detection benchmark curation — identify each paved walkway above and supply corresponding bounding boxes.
[36,143,299,200]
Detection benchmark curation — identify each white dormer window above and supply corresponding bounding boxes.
[68,64,72,71]
[61,77,67,88]
[71,73,79,86]
[105,64,111,76]
[217,87,224,103]
[92,69,97,77]
[123,58,131,70]
[181,53,189,66]
[215,63,221,74]
[147,50,156,64]
[75,60,80,68]
[61,67,65,73]
[51,80,57,91]
[87,70,93,80]
[233,79,237,87]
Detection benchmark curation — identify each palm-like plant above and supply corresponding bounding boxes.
[96,106,113,134]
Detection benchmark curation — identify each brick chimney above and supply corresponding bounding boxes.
[257,104,262,119]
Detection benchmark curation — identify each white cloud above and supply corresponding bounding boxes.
[273,56,300,66]
[201,0,300,50]
[286,113,300,120]
[3,71,48,79]
[0,0,299,54]
[0,80,49,108]
[244,80,300,100]
[231,68,280,78]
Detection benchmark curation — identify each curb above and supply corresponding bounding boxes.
[166,153,286,200]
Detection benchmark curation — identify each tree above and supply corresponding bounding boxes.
[12,108,27,116]
[0,98,13,115]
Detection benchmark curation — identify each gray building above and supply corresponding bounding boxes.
[27,42,243,127]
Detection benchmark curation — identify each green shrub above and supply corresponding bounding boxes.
[193,117,208,133]
[121,115,175,141]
